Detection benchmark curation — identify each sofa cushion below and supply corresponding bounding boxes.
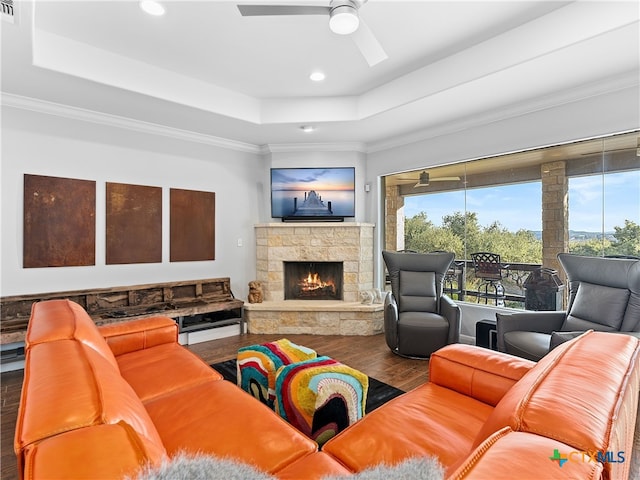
[26,299,119,371]
[143,379,317,474]
[277,452,352,479]
[562,281,629,331]
[322,382,493,471]
[15,340,166,459]
[23,422,166,480]
[116,343,222,402]
[473,331,640,463]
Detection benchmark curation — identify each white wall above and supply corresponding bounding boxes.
[1,106,261,300]
[2,85,638,301]
[366,86,640,287]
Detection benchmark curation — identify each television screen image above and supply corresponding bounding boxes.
[271,167,355,218]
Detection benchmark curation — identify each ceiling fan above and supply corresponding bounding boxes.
[413,171,461,188]
[237,0,388,67]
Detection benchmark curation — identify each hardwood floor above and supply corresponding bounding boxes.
[1,333,429,480]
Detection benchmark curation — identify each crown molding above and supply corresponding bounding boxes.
[3,68,637,158]
[366,70,640,154]
[261,142,367,154]
[1,93,263,154]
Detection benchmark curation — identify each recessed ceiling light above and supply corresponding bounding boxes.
[310,71,326,82]
[140,1,165,16]
[300,125,315,133]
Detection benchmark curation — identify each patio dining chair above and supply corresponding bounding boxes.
[471,252,509,306]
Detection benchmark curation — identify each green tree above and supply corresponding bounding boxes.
[442,211,481,252]
[609,220,640,257]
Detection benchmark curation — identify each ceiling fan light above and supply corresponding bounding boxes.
[140,0,165,16]
[329,6,359,35]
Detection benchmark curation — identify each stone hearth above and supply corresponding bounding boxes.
[245,223,382,335]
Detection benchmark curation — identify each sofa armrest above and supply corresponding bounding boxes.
[496,311,566,352]
[429,344,535,406]
[449,428,603,479]
[98,316,178,356]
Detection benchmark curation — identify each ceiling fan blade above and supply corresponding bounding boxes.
[430,176,461,182]
[237,5,330,16]
[351,18,387,66]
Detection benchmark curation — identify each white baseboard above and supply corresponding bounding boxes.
[460,333,475,346]
[185,324,241,345]
[1,359,25,372]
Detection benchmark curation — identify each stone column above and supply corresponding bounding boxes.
[384,185,404,251]
[541,161,569,280]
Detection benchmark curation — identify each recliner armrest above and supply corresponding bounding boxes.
[99,316,178,356]
[383,292,399,350]
[496,311,565,352]
[440,294,461,344]
[429,344,534,406]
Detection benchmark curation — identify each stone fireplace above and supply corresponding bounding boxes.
[244,223,383,335]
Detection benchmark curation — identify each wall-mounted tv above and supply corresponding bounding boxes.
[271,167,355,220]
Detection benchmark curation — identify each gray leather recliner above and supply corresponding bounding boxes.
[496,253,640,361]
[382,250,461,358]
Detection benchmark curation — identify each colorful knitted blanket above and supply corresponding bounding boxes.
[237,339,317,408]
[275,356,368,445]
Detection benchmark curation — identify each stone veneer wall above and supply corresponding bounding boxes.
[255,223,375,302]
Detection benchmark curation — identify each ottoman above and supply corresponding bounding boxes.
[237,338,317,408]
[275,356,368,446]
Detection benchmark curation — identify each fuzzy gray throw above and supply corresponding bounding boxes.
[133,452,444,480]
[133,453,272,480]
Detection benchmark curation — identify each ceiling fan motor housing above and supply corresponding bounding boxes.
[330,0,359,10]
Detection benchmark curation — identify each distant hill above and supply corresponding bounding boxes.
[529,230,615,241]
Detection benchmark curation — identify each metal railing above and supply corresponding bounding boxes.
[443,260,543,308]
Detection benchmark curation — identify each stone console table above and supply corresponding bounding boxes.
[244,300,383,336]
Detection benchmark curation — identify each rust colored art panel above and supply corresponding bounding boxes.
[106,183,162,265]
[170,188,215,262]
[23,174,96,268]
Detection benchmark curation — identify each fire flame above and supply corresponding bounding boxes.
[300,271,335,292]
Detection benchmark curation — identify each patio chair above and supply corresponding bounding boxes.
[471,252,509,305]
[382,250,461,358]
[496,253,640,361]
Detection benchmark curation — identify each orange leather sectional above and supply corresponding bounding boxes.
[15,299,640,479]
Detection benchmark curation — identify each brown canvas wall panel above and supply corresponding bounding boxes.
[23,174,96,268]
[170,188,215,262]
[106,182,162,264]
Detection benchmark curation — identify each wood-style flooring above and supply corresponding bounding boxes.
[1,333,429,480]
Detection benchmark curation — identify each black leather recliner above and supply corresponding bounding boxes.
[382,250,461,358]
[496,253,640,361]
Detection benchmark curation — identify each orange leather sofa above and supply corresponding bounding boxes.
[14,299,349,479]
[15,299,640,479]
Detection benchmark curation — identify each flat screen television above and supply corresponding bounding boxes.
[271,167,356,219]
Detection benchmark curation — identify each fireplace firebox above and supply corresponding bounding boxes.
[284,261,343,300]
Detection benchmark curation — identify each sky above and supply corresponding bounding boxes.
[271,168,355,192]
[404,171,640,233]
